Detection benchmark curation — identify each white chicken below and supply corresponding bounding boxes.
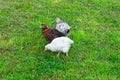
[44,37,74,56]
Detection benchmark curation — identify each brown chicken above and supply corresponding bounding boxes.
[41,24,65,43]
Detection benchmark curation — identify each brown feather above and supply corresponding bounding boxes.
[41,24,65,43]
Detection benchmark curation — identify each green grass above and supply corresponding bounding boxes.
[0,0,120,80]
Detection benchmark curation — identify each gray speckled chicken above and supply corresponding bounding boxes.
[56,18,70,36]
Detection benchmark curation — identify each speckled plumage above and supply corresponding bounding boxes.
[56,18,70,36]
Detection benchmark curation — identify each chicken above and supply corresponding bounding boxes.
[56,18,70,36]
[41,24,65,43]
[44,37,74,56]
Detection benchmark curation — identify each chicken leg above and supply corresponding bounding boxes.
[57,52,61,57]
[66,52,69,56]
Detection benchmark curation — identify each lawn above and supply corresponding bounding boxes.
[0,0,120,80]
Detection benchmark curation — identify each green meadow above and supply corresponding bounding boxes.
[0,0,120,80]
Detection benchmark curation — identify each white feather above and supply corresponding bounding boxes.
[45,37,74,55]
